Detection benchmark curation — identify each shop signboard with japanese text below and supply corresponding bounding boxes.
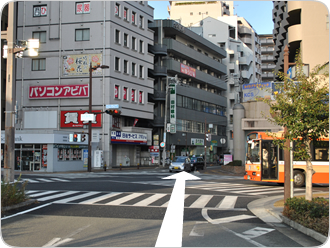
[61,110,102,128]
[169,83,176,127]
[63,54,103,76]
[111,131,147,145]
[29,84,89,99]
[180,63,196,78]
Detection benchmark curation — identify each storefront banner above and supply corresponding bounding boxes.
[180,63,196,77]
[83,149,88,167]
[29,84,89,99]
[61,110,102,128]
[63,54,103,76]
[191,138,204,146]
[111,131,147,145]
[224,154,233,165]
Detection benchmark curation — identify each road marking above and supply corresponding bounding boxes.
[189,221,207,237]
[133,193,167,206]
[155,172,200,247]
[217,196,237,209]
[221,226,265,247]
[201,209,256,224]
[189,195,213,208]
[50,178,70,182]
[37,178,54,182]
[160,194,189,208]
[79,192,120,204]
[53,192,101,203]
[105,193,144,205]
[1,203,53,220]
[28,191,59,198]
[37,191,78,201]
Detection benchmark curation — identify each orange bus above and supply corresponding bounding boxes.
[244,131,329,187]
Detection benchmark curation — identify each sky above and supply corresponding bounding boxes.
[148,1,274,35]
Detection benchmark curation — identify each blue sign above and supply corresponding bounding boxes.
[83,149,88,168]
[287,67,292,79]
[106,104,120,109]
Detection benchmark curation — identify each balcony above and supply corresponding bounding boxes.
[148,43,168,56]
[163,58,227,91]
[261,64,276,70]
[261,55,274,62]
[260,39,274,45]
[150,89,166,101]
[162,38,227,75]
[239,36,252,45]
[238,26,252,35]
[262,72,274,78]
[149,65,167,77]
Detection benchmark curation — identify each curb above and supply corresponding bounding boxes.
[280,215,327,243]
[1,199,36,212]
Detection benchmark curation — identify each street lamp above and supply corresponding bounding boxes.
[88,62,109,172]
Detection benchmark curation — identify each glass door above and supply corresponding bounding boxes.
[261,141,278,180]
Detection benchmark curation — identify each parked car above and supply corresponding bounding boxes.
[169,156,191,172]
[190,156,204,171]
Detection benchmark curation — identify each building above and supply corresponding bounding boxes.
[273,1,329,74]
[148,19,227,162]
[168,1,233,27]
[260,34,275,82]
[1,1,155,172]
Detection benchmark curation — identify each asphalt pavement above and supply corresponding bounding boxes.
[3,164,328,243]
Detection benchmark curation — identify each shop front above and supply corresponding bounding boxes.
[1,131,88,172]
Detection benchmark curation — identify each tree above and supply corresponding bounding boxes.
[262,52,329,201]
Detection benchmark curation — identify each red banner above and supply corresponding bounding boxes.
[115,85,119,98]
[139,91,143,103]
[29,84,89,99]
[180,63,196,78]
[123,87,127,100]
[131,89,135,102]
[61,110,102,128]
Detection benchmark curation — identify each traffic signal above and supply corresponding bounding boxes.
[81,134,86,142]
[105,109,122,116]
[206,133,211,142]
[73,133,78,142]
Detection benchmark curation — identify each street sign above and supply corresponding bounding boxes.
[160,142,165,148]
[106,104,120,109]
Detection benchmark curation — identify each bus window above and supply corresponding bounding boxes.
[314,141,329,161]
[246,141,260,163]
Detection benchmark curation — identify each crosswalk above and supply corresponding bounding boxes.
[25,190,247,210]
[16,178,71,183]
[131,180,305,196]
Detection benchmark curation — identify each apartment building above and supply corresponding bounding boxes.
[168,1,233,27]
[148,20,227,161]
[273,1,329,74]
[260,34,275,82]
[1,1,154,172]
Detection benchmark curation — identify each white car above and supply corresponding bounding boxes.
[169,156,191,172]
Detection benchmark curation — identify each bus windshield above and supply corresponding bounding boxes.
[246,141,260,163]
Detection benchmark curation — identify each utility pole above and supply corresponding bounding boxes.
[3,2,16,183]
[204,118,207,169]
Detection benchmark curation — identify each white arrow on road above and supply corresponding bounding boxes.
[155,171,200,247]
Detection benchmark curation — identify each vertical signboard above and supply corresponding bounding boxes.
[169,83,176,126]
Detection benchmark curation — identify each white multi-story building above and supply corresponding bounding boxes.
[1,1,155,172]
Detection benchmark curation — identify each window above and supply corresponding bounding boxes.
[139,91,143,103]
[32,31,46,43]
[139,40,143,53]
[123,87,128,100]
[33,5,47,17]
[115,3,120,16]
[313,141,329,161]
[132,37,136,50]
[132,11,136,24]
[32,58,46,71]
[124,7,128,20]
[132,62,136,76]
[76,2,90,14]
[131,89,136,102]
[139,15,143,28]
[114,85,120,99]
[115,57,120,71]
[75,28,90,41]
[115,29,120,43]
[124,33,128,47]
[139,65,143,78]
[124,60,128,74]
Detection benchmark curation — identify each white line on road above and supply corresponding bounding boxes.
[133,194,167,206]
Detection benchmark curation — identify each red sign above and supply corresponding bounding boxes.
[29,84,89,99]
[61,110,102,128]
[149,146,159,153]
[123,87,127,100]
[115,85,119,98]
[124,9,127,19]
[180,63,196,78]
[131,89,135,102]
[41,6,47,16]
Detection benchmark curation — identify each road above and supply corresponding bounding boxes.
[1,168,327,247]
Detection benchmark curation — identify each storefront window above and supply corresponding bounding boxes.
[58,148,82,161]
